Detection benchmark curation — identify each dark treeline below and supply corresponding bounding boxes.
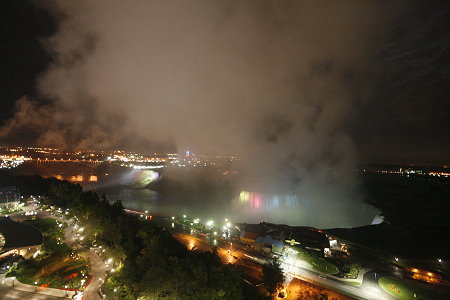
[0,170,266,299]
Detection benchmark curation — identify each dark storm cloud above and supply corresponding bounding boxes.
[0,0,415,226]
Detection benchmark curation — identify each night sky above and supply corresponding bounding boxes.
[1,1,55,122]
[1,0,449,165]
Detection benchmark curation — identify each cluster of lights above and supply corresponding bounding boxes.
[428,172,450,177]
[374,168,450,178]
[107,151,167,166]
[1,145,238,173]
[0,155,30,169]
[168,214,234,240]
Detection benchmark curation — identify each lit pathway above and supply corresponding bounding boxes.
[63,218,107,300]
[3,209,107,300]
[0,207,76,299]
[0,274,72,299]
[80,250,106,300]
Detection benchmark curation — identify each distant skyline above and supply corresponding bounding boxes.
[1,0,449,165]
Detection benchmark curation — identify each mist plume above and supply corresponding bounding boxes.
[1,0,406,227]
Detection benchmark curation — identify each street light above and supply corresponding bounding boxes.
[373,272,377,291]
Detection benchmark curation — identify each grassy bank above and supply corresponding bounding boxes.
[378,276,448,300]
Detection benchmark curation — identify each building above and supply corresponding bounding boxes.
[0,217,42,257]
[240,224,266,246]
[255,235,284,254]
[239,223,285,255]
[0,186,21,211]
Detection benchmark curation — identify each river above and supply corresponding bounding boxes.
[84,180,381,229]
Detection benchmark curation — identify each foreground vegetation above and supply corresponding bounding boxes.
[262,260,284,297]
[8,217,88,289]
[296,248,339,275]
[0,171,266,299]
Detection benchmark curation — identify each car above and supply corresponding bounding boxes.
[318,274,326,279]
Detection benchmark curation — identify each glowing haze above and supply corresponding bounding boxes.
[2,1,406,227]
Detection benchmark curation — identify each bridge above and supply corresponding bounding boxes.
[28,158,103,167]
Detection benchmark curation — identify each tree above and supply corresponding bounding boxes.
[262,260,284,297]
[6,173,253,299]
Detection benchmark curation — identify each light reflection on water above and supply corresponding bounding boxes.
[88,183,380,229]
[238,191,307,209]
[82,167,380,228]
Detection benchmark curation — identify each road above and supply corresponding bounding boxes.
[3,204,397,300]
[0,206,72,299]
[281,262,396,300]
[0,274,66,300]
[63,216,106,300]
[173,231,397,300]
[81,251,105,300]
[173,233,264,285]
